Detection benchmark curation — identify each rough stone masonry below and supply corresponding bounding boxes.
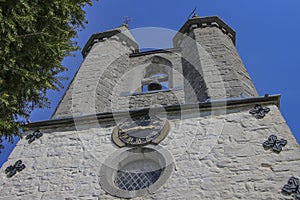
[1,16,299,200]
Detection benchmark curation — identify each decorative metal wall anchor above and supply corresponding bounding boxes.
[25,130,43,144]
[5,160,26,178]
[263,135,287,153]
[282,177,300,199]
[249,104,270,119]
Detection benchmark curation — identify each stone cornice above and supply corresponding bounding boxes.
[26,95,280,130]
[173,16,236,46]
[129,47,181,57]
[82,28,139,58]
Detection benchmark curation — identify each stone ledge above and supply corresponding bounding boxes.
[26,95,280,130]
[129,47,182,57]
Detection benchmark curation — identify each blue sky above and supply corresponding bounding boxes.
[1,0,300,166]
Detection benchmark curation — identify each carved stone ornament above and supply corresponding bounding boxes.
[5,160,26,178]
[112,111,170,147]
[263,134,287,153]
[25,130,43,144]
[249,104,270,119]
[282,177,300,199]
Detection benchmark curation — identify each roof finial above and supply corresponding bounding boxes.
[122,16,132,27]
[188,7,198,19]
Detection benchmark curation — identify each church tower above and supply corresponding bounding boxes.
[1,16,300,199]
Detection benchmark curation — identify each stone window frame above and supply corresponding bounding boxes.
[99,146,174,199]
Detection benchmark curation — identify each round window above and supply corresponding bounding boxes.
[99,146,173,198]
[114,159,163,191]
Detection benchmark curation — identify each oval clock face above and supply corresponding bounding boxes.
[112,115,170,147]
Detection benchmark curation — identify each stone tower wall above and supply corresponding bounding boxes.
[53,29,137,119]
[53,17,259,120]
[53,31,187,119]
[193,26,258,98]
[94,50,186,113]
[1,102,299,199]
[174,16,258,100]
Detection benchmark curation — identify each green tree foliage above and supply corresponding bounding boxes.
[0,0,93,143]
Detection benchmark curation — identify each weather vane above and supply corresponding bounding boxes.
[188,7,198,19]
[122,16,132,27]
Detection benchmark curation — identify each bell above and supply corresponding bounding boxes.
[148,79,162,91]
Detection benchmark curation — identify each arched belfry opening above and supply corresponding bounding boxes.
[141,56,173,93]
